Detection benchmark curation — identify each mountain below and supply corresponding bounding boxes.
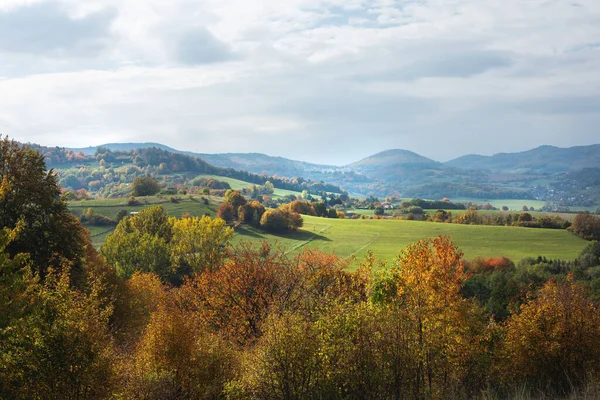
[62,142,600,205]
[445,145,600,174]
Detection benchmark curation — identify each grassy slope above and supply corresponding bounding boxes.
[74,197,588,265]
[232,216,587,266]
[194,174,304,198]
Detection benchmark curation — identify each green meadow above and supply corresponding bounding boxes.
[196,174,305,198]
[233,215,588,265]
[72,197,588,265]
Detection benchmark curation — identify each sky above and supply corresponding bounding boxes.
[0,0,599,165]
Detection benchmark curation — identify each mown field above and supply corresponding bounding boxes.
[72,197,589,264]
[233,215,587,266]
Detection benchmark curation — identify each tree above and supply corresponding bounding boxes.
[238,201,266,227]
[224,189,247,214]
[500,276,600,395]
[501,206,508,211]
[131,176,160,196]
[170,215,234,274]
[102,206,173,281]
[260,209,303,232]
[234,312,321,399]
[577,241,600,269]
[569,213,600,241]
[125,298,236,399]
[281,200,316,216]
[217,203,235,224]
[0,248,116,399]
[389,236,487,398]
[0,137,87,281]
[518,212,533,223]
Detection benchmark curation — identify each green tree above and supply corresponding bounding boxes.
[102,206,173,281]
[0,137,87,281]
[132,176,161,196]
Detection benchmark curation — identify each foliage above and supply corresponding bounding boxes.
[570,213,600,241]
[498,276,600,396]
[386,236,488,398]
[260,208,303,232]
[0,231,116,399]
[238,201,266,227]
[131,176,160,196]
[0,136,88,281]
[103,207,233,283]
[217,203,235,224]
[170,215,234,274]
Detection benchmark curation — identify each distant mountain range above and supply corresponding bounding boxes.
[445,144,600,174]
[67,142,600,206]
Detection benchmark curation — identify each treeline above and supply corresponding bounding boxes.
[402,182,535,200]
[407,197,466,210]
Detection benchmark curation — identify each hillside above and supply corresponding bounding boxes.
[60,142,600,207]
[445,144,600,173]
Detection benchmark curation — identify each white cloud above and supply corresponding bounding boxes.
[0,0,598,164]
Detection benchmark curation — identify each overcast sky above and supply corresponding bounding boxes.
[0,0,599,165]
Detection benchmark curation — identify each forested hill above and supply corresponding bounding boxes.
[68,142,179,155]
[56,141,600,205]
[445,144,600,173]
[30,144,343,197]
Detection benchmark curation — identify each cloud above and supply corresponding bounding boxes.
[175,28,234,65]
[0,0,599,165]
[0,2,115,56]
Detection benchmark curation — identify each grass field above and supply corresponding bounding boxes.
[232,216,588,266]
[74,197,589,266]
[195,174,304,199]
[70,195,219,219]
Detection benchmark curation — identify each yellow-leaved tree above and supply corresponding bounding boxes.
[391,236,488,398]
[170,215,234,274]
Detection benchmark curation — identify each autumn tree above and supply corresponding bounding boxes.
[233,312,321,399]
[0,260,116,399]
[281,200,317,216]
[260,208,303,232]
[182,243,296,344]
[124,296,237,399]
[569,213,600,241]
[499,276,600,396]
[238,200,266,227]
[224,189,247,219]
[217,203,235,224]
[388,236,488,398]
